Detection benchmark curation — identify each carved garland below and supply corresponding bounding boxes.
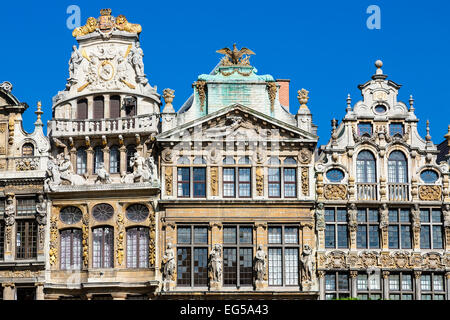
[116,211,125,266]
[165,167,173,196]
[49,214,58,266]
[82,212,89,268]
[301,167,309,196]
[195,81,207,112]
[256,167,264,196]
[210,167,218,196]
[149,210,156,266]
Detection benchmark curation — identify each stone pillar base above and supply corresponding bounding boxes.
[209,281,221,291]
[162,280,176,292]
[254,280,267,290]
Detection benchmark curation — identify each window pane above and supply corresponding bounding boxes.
[336,209,347,222]
[268,227,282,244]
[177,248,191,286]
[238,168,251,198]
[389,209,398,222]
[239,227,252,244]
[109,146,120,173]
[325,225,335,249]
[325,209,335,222]
[223,168,235,197]
[357,226,367,249]
[284,168,296,198]
[193,248,208,286]
[193,168,206,197]
[388,226,399,249]
[369,274,381,290]
[389,275,400,290]
[369,226,379,248]
[399,209,410,222]
[431,209,442,223]
[338,273,349,290]
[239,248,253,286]
[177,168,190,197]
[325,274,336,290]
[420,275,431,291]
[268,248,282,286]
[368,209,378,222]
[357,209,366,222]
[432,226,443,249]
[17,199,36,216]
[357,274,368,290]
[268,168,280,197]
[420,209,430,222]
[284,248,298,285]
[337,225,348,248]
[420,226,431,249]
[400,226,412,249]
[402,274,412,290]
[223,248,237,285]
[433,275,444,291]
[194,227,208,244]
[284,227,298,244]
[224,227,237,244]
[177,227,191,244]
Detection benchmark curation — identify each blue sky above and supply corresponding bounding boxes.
[1,0,449,146]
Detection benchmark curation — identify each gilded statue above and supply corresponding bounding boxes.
[72,17,98,37]
[115,15,142,34]
[216,44,255,65]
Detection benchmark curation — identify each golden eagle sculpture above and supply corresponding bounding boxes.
[216,44,255,65]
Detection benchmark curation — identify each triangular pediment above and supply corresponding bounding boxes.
[157,104,318,143]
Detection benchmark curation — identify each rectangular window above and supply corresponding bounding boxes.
[283,168,297,198]
[177,225,208,287]
[421,273,446,300]
[357,208,379,249]
[223,225,253,287]
[17,198,36,216]
[389,273,414,300]
[389,123,404,136]
[60,229,82,270]
[92,227,114,268]
[268,168,281,198]
[268,225,299,286]
[223,168,236,197]
[325,207,348,249]
[389,208,411,249]
[358,122,373,136]
[16,220,37,259]
[238,168,251,198]
[193,167,206,198]
[177,168,190,197]
[356,273,382,300]
[126,227,149,269]
[325,272,350,299]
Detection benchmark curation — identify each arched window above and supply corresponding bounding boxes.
[22,143,34,157]
[110,95,121,118]
[127,227,149,268]
[238,156,251,165]
[223,156,235,165]
[77,99,88,120]
[126,145,137,173]
[93,96,104,119]
[93,146,104,174]
[60,229,82,270]
[76,147,87,175]
[177,156,190,165]
[193,156,206,165]
[109,145,120,174]
[356,151,376,183]
[388,151,407,183]
[92,226,114,268]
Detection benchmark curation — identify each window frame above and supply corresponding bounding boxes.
[388,208,412,249]
[324,207,348,249]
[420,272,446,300]
[355,272,383,300]
[325,271,351,300]
[126,226,149,269]
[356,208,380,249]
[60,228,82,270]
[420,208,444,249]
[388,272,415,300]
[92,226,114,269]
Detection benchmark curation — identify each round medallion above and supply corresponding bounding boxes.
[60,206,83,225]
[92,203,114,221]
[126,204,149,222]
[98,60,114,81]
[326,168,345,182]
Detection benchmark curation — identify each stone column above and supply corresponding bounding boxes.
[87,96,94,119]
[86,147,94,176]
[70,147,77,170]
[209,222,223,291]
[318,271,325,300]
[254,222,268,290]
[119,145,127,174]
[350,270,358,298]
[104,95,110,119]
[414,271,422,300]
[103,146,110,172]
[35,282,45,300]
[2,283,15,300]
[382,271,390,300]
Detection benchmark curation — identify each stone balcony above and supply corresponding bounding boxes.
[356,183,378,201]
[388,183,409,201]
[49,114,158,138]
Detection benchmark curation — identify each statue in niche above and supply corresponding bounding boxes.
[36,194,47,225]
[315,203,325,231]
[443,204,450,227]
[209,244,222,283]
[254,245,267,282]
[300,244,314,282]
[379,203,389,229]
[162,243,176,282]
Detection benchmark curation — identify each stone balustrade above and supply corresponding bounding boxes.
[388,183,409,201]
[356,183,378,201]
[50,114,158,137]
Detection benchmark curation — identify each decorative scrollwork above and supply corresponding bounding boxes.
[324,184,347,200]
[419,185,442,201]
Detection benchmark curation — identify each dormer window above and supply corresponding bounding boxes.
[358,123,373,136]
[389,123,404,136]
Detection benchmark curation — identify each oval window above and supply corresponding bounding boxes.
[326,169,345,183]
[420,170,439,184]
[92,203,114,221]
[126,204,149,222]
[375,104,387,114]
[60,206,83,225]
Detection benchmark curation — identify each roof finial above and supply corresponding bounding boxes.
[297,88,309,109]
[372,59,388,80]
[409,95,415,112]
[35,101,43,125]
[346,94,352,112]
[426,120,431,142]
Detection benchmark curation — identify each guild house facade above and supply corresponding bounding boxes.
[0,9,448,300]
